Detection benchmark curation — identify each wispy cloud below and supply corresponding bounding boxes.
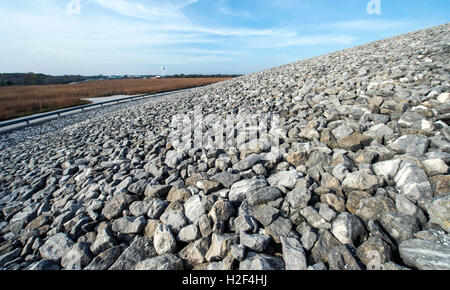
[218,0,253,18]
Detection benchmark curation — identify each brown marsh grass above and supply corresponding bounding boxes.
[0,78,229,121]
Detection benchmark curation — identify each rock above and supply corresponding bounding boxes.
[280,237,307,270]
[112,216,146,234]
[319,204,337,222]
[109,237,158,270]
[147,199,169,219]
[196,180,222,194]
[332,124,354,140]
[268,170,302,189]
[134,254,184,270]
[234,215,257,233]
[234,154,263,171]
[373,159,402,180]
[246,186,281,206]
[251,204,279,226]
[61,242,92,269]
[39,233,74,263]
[144,185,171,198]
[327,245,363,270]
[422,159,448,176]
[286,188,311,209]
[437,92,450,103]
[178,224,200,243]
[399,239,450,270]
[429,175,450,196]
[320,194,346,212]
[153,224,177,255]
[205,233,238,262]
[90,226,116,256]
[364,124,395,144]
[84,246,122,270]
[301,231,317,251]
[229,179,268,202]
[0,248,21,268]
[160,210,188,234]
[331,213,367,245]
[102,193,137,220]
[355,196,396,222]
[381,213,421,244]
[388,135,429,156]
[346,191,372,214]
[239,252,285,270]
[310,230,342,264]
[165,150,185,168]
[342,170,383,193]
[396,194,427,225]
[426,195,450,232]
[184,195,207,223]
[381,261,410,270]
[266,216,293,241]
[300,207,331,230]
[208,199,235,223]
[230,244,246,261]
[337,133,372,151]
[127,180,148,196]
[27,259,60,270]
[240,232,270,252]
[179,237,210,268]
[211,172,241,188]
[394,161,433,205]
[356,237,393,268]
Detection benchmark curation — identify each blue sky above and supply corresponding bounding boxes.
[0,0,448,75]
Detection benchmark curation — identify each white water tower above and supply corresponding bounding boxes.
[160,66,166,78]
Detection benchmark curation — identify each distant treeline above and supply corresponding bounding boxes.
[0,73,242,86]
[0,73,104,86]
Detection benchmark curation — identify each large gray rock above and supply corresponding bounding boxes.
[331,213,367,245]
[102,193,137,220]
[246,186,281,206]
[184,195,207,223]
[399,239,450,270]
[280,237,307,270]
[394,161,433,205]
[268,171,302,189]
[84,246,122,270]
[286,188,311,209]
[165,150,185,168]
[153,224,177,255]
[300,206,331,230]
[61,242,92,270]
[90,226,116,256]
[342,170,383,193]
[109,237,158,270]
[160,210,188,234]
[239,252,285,270]
[39,233,74,263]
[240,231,270,252]
[426,195,450,232]
[134,254,184,270]
[112,216,146,234]
[229,179,268,202]
[388,134,429,156]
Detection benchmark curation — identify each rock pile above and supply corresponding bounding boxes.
[0,24,449,270]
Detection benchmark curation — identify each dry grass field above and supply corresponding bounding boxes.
[0,78,230,121]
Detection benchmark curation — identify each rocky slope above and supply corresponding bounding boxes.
[0,24,449,270]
